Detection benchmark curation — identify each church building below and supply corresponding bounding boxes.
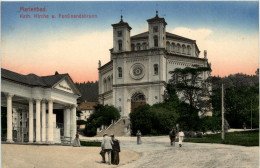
[98,11,211,117]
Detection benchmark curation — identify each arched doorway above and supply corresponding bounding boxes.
[131,92,146,113]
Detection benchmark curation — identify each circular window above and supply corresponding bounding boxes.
[130,63,145,80]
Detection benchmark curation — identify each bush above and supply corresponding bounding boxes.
[130,103,179,136]
[84,104,120,137]
[130,105,154,135]
[77,120,87,125]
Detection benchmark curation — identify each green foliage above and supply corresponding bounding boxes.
[212,84,259,128]
[76,110,82,118]
[130,105,154,135]
[130,91,180,136]
[84,104,120,137]
[169,66,212,116]
[75,81,99,102]
[198,116,221,133]
[80,141,101,147]
[184,130,259,146]
[77,120,87,125]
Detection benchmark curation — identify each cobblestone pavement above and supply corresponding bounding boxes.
[80,135,259,168]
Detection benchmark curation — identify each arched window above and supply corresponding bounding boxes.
[154,35,158,47]
[182,45,186,54]
[177,44,181,53]
[166,41,170,51]
[136,43,141,51]
[118,40,122,51]
[118,67,122,78]
[154,64,158,75]
[107,77,111,90]
[103,79,107,92]
[172,43,176,52]
[110,75,113,90]
[142,42,147,50]
[131,44,135,51]
[187,45,191,55]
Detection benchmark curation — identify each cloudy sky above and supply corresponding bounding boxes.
[1,1,259,82]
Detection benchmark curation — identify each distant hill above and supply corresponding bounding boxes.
[75,81,99,102]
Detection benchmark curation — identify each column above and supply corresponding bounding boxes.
[22,111,27,143]
[41,100,46,142]
[63,108,70,137]
[70,105,77,141]
[48,99,53,143]
[35,99,41,143]
[6,93,14,142]
[28,99,34,143]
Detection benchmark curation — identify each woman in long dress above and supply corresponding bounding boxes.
[111,134,120,165]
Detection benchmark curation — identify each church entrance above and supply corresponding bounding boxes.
[131,92,146,113]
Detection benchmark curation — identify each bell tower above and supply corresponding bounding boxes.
[147,11,167,49]
[112,15,132,52]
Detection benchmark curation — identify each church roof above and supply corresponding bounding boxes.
[112,16,132,30]
[131,32,149,40]
[147,11,167,26]
[1,68,81,95]
[130,31,195,43]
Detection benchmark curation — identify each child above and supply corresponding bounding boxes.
[178,130,184,147]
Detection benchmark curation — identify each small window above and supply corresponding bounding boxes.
[137,43,141,50]
[118,40,122,51]
[166,42,170,51]
[118,67,122,78]
[153,26,158,33]
[187,45,191,55]
[117,31,122,37]
[131,44,135,51]
[154,64,158,75]
[142,43,147,50]
[154,36,158,47]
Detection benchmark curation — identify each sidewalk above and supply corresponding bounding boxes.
[2,144,140,168]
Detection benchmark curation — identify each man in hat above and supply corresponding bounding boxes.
[101,133,113,165]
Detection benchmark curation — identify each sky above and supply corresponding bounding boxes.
[1,1,259,83]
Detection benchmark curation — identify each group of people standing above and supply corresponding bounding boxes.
[169,124,185,147]
[100,134,120,165]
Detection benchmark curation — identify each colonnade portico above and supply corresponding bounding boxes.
[4,93,78,144]
[1,68,81,144]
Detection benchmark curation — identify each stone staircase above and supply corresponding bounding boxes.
[96,118,131,137]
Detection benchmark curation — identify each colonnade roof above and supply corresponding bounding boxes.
[1,68,81,96]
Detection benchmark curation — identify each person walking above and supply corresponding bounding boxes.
[136,130,142,144]
[101,133,114,165]
[72,133,81,147]
[169,127,176,146]
[178,129,185,147]
[111,134,120,165]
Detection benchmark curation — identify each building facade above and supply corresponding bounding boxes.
[1,69,81,144]
[98,12,211,117]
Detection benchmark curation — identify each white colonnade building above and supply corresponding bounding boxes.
[1,68,81,144]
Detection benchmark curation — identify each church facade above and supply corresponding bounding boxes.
[98,12,211,117]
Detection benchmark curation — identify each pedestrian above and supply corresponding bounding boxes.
[136,130,142,144]
[169,127,176,146]
[178,129,184,147]
[123,119,125,125]
[111,134,120,165]
[101,133,114,165]
[72,133,81,147]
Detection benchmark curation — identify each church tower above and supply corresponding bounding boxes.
[147,11,167,49]
[112,15,132,52]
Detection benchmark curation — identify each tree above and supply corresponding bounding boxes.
[84,104,120,136]
[169,67,212,116]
